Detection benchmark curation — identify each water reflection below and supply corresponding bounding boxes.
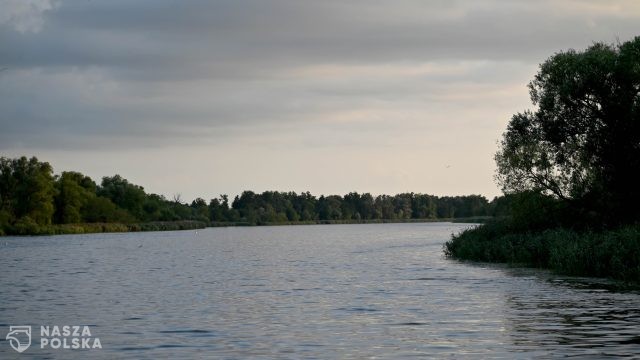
[500,268,640,357]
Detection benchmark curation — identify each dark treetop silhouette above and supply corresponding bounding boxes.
[446,37,640,284]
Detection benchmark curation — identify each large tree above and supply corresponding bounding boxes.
[0,156,56,225]
[98,175,146,220]
[54,171,97,224]
[496,37,640,224]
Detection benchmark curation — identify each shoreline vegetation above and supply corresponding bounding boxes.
[0,155,496,237]
[445,38,640,284]
[9,220,208,236]
[7,217,490,237]
[445,220,640,284]
[209,216,491,227]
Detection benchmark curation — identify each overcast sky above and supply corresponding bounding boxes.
[1,0,639,201]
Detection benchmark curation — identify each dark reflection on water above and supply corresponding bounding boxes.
[1,223,639,359]
[499,268,640,358]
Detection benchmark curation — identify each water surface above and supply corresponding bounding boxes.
[1,223,639,358]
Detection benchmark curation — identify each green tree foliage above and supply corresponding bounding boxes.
[0,156,215,234]
[98,175,147,219]
[0,156,56,226]
[226,190,492,225]
[54,171,96,223]
[82,196,135,223]
[496,37,640,225]
[1,155,497,234]
[190,198,209,223]
[209,195,234,222]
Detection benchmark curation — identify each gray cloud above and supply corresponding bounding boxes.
[3,1,640,73]
[0,0,56,33]
[1,0,639,197]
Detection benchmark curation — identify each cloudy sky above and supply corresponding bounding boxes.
[1,0,639,201]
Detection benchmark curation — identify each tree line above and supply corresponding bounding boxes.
[0,155,499,235]
[209,190,494,224]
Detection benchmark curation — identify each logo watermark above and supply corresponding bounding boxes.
[5,325,102,353]
[6,326,31,353]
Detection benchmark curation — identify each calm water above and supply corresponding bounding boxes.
[1,223,639,359]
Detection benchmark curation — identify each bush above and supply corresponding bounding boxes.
[11,216,41,235]
[548,226,640,282]
[0,209,11,235]
[445,221,640,283]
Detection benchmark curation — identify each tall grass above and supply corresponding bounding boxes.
[6,220,206,236]
[444,221,640,283]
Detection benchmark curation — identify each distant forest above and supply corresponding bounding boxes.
[0,156,503,235]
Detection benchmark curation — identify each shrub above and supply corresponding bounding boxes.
[11,216,41,235]
[445,221,640,283]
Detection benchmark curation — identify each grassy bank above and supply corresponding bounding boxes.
[3,220,207,236]
[2,217,479,235]
[444,221,640,283]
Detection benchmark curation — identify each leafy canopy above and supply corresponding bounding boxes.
[496,37,640,224]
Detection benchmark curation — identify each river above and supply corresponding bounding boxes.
[1,223,639,358]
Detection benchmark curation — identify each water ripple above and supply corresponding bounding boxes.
[1,223,639,358]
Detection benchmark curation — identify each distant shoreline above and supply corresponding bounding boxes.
[209,217,489,227]
[2,217,489,236]
[2,220,207,236]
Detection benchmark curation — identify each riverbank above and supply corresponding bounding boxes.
[2,220,207,236]
[444,221,640,284]
[2,217,490,236]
